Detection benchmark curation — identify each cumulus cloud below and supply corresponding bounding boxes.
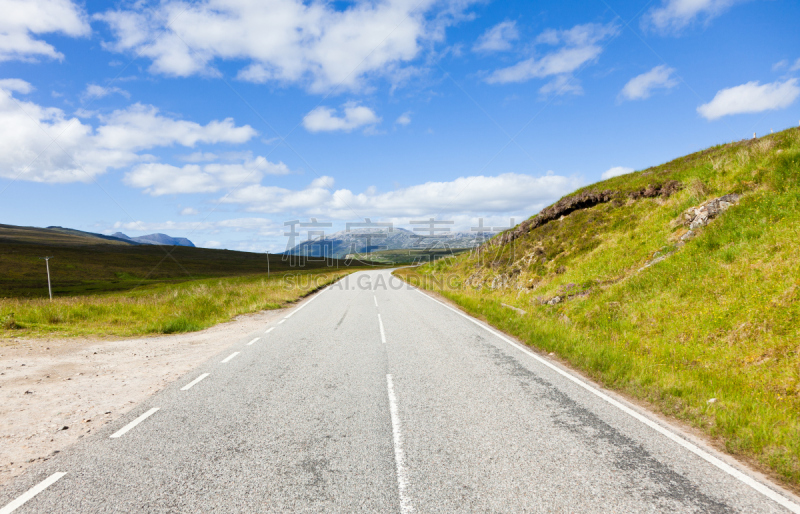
[124,157,292,196]
[113,217,277,235]
[221,172,582,219]
[180,207,199,216]
[395,112,412,126]
[473,21,518,53]
[83,84,130,100]
[0,81,257,183]
[486,23,618,95]
[0,78,34,93]
[303,103,381,133]
[697,78,800,120]
[601,166,635,179]
[97,0,476,92]
[180,151,218,162]
[643,0,747,33]
[619,65,678,101]
[792,59,800,72]
[0,0,89,62]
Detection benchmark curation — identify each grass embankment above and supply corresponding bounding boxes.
[1,269,351,339]
[395,127,800,489]
[350,247,472,264]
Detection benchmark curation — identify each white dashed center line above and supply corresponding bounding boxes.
[374,296,378,307]
[386,374,413,513]
[278,319,286,324]
[221,352,240,363]
[110,408,159,439]
[247,337,260,346]
[265,327,275,334]
[181,373,210,391]
[378,314,386,344]
[0,472,66,514]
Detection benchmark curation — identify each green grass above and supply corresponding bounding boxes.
[395,127,800,489]
[0,269,353,339]
[0,227,377,298]
[0,225,381,338]
[349,247,472,264]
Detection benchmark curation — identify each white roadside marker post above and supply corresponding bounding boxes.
[39,256,53,300]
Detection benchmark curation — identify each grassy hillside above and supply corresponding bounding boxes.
[0,224,367,298]
[396,127,800,488]
[0,225,378,337]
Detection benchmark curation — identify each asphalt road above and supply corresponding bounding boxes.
[2,269,799,513]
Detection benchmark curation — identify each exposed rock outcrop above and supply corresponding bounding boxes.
[626,180,683,200]
[680,194,741,230]
[481,181,683,250]
[484,189,616,249]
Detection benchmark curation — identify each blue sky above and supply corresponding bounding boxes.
[1,0,798,252]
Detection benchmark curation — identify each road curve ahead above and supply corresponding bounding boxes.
[2,269,799,513]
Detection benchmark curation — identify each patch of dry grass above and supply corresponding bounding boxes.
[0,270,352,339]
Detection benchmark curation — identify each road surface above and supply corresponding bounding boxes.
[2,269,799,513]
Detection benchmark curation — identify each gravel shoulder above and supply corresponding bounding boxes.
[0,308,284,485]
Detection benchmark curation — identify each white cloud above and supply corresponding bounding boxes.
[113,217,276,234]
[180,151,218,162]
[0,78,34,94]
[0,82,257,183]
[97,0,476,92]
[180,207,199,216]
[395,112,412,126]
[83,84,130,100]
[221,172,582,219]
[473,21,518,53]
[124,157,292,196]
[619,65,678,101]
[0,0,89,62]
[303,103,381,133]
[697,78,800,120]
[792,58,800,72]
[486,23,618,95]
[643,0,747,33]
[601,166,635,179]
[538,75,583,96]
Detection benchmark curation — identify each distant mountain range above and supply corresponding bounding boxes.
[284,227,491,259]
[111,232,195,247]
[41,226,195,247]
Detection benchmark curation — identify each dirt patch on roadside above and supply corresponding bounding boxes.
[0,308,284,485]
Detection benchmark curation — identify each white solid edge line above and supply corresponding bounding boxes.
[247,337,260,346]
[374,296,378,307]
[284,286,328,319]
[181,373,210,391]
[387,374,413,514]
[0,472,66,514]
[414,288,800,514]
[265,327,275,334]
[109,408,159,439]
[221,352,240,363]
[378,314,386,344]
